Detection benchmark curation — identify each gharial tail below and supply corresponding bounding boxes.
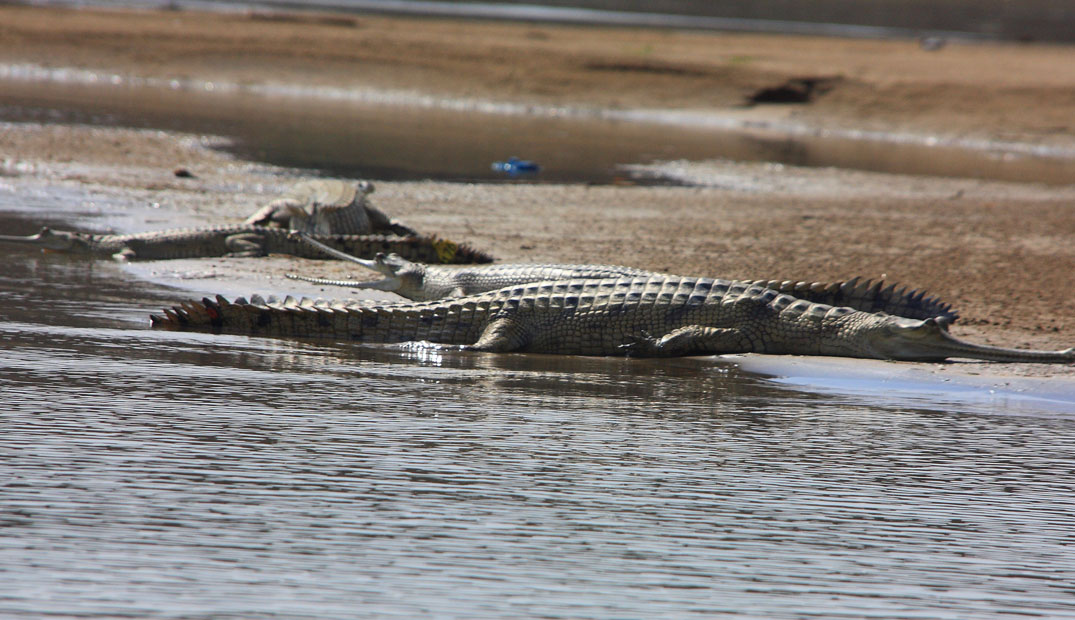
[752,277,958,322]
[150,294,367,339]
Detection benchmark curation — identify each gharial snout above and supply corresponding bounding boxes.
[0,227,82,252]
[868,315,1074,363]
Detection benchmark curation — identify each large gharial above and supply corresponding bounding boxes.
[0,180,493,264]
[284,232,958,320]
[150,276,1073,363]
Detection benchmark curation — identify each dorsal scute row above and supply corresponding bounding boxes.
[210,276,913,327]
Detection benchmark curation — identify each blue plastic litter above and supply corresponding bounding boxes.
[491,156,540,176]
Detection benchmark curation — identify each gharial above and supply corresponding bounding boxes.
[0,226,493,263]
[284,232,957,320]
[150,275,1073,363]
[0,180,492,264]
[242,179,417,236]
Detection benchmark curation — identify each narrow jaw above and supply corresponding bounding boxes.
[0,227,84,252]
[867,315,1074,363]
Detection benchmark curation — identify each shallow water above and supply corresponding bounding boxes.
[2,195,1075,618]
[26,0,1075,42]
[4,70,1075,186]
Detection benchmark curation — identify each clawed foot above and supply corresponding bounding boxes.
[619,331,660,357]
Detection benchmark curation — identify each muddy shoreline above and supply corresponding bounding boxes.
[1,5,1073,377]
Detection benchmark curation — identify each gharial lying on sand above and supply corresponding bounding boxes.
[0,180,493,263]
[151,275,1073,363]
[285,232,958,320]
[0,226,493,264]
[242,179,417,236]
[144,203,1067,363]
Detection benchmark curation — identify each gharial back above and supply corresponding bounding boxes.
[102,226,246,260]
[78,226,493,263]
[286,179,372,235]
[290,255,956,320]
[437,268,954,320]
[416,262,654,300]
[284,179,360,209]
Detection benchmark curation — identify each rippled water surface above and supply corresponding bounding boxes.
[2,204,1075,618]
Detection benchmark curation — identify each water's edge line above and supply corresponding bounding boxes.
[726,354,1075,414]
[4,62,1075,162]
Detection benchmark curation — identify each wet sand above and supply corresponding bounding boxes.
[1,5,1073,376]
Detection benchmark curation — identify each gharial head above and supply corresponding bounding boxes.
[854,313,1074,363]
[341,252,429,298]
[0,227,94,253]
[856,314,957,361]
[370,252,424,280]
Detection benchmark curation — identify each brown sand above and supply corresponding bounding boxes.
[1,5,1073,372]
[4,5,1075,142]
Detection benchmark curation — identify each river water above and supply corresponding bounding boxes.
[5,69,1075,186]
[25,0,1075,42]
[2,189,1075,618]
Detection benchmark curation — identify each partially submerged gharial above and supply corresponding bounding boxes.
[0,180,492,263]
[151,275,1073,363]
[285,232,957,320]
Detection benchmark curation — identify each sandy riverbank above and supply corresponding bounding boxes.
[4,4,1075,145]
[1,5,1073,374]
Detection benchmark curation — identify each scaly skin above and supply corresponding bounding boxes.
[150,276,1073,362]
[286,234,957,320]
[742,277,957,322]
[242,179,417,236]
[290,254,654,301]
[0,226,493,264]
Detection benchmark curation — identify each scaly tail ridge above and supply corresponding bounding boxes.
[151,295,381,341]
[750,277,958,322]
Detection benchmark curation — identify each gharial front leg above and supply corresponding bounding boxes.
[224,232,268,257]
[620,325,753,357]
